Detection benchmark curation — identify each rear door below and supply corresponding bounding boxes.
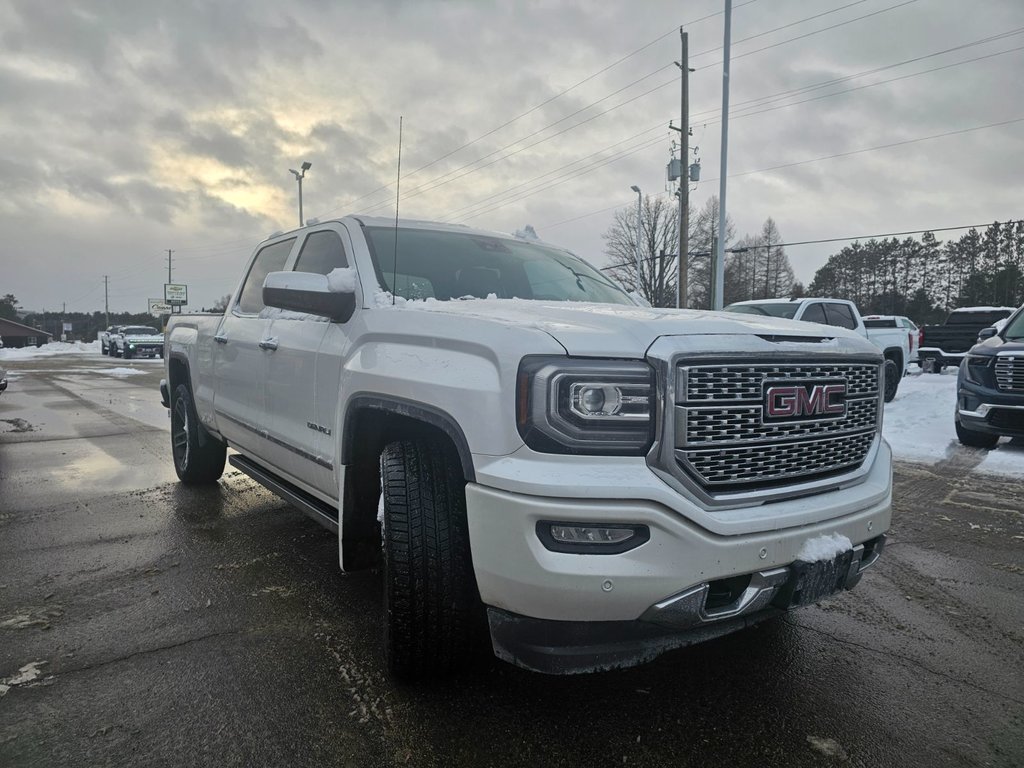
[212,237,296,456]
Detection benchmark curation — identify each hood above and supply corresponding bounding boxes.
[397,298,871,357]
[970,334,1024,357]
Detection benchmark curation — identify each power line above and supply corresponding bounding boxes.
[535,116,1023,232]
[444,32,1024,227]
[597,219,1024,272]
[310,0,765,220]
[354,0,915,218]
[703,116,1024,183]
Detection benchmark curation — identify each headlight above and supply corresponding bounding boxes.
[517,356,655,454]
[963,354,991,384]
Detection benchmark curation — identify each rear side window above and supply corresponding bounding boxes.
[801,303,827,324]
[294,231,348,275]
[825,303,858,329]
[237,239,296,314]
[864,319,897,328]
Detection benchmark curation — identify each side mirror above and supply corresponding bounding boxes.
[978,327,998,341]
[262,271,356,323]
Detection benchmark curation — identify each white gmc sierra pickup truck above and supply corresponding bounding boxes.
[162,216,891,678]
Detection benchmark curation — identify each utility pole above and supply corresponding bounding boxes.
[104,275,109,328]
[677,28,690,308]
[167,249,173,284]
[714,0,734,310]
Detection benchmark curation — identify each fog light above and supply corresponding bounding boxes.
[537,521,650,554]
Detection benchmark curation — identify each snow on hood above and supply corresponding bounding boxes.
[375,297,871,357]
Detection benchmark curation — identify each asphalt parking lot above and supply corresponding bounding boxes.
[1,354,1022,767]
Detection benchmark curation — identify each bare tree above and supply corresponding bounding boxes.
[603,195,680,307]
[211,294,232,312]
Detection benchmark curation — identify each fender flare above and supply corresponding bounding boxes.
[341,394,476,482]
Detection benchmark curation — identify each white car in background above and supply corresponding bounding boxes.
[110,326,164,359]
[863,315,920,364]
[724,298,911,402]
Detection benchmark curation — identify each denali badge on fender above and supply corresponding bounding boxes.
[763,379,847,422]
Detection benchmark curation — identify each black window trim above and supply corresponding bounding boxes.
[233,237,298,317]
[293,228,350,275]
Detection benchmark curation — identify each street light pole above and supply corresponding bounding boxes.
[289,161,312,227]
[630,185,643,296]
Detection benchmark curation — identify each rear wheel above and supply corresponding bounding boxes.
[883,358,900,402]
[955,416,999,449]
[381,439,484,679]
[170,383,226,484]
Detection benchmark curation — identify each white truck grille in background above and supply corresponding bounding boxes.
[675,362,880,493]
[995,356,1024,392]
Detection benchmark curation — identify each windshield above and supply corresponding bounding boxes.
[723,302,800,319]
[363,227,634,305]
[123,327,158,335]
[1002,309,1024,340]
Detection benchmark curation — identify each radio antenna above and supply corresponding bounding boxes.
[392,115,403,306]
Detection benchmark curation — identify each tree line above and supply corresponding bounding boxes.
[807,220,1024,324]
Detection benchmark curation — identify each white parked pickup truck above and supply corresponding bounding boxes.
[724,298,911,402]
[162,217,891,677]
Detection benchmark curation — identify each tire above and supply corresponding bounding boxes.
[170,383,226,484]
[381,439,484,679]
[883,358,900,403]
[101,343,108,355]
[955,417,999,449]
[112,345,121,358]
[123,347,133,360]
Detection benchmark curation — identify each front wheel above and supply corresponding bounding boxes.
[883,359,900,403]
[955,417,999,449]
[170,383,226,484]
[381,439,484,679]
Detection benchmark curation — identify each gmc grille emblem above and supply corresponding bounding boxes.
[763,379,847,421]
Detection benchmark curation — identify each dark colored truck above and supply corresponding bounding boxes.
[955,305,1024,447]
[918,306,1015,373]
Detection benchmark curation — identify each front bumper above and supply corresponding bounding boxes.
[488,537,885,675]
[0,376,7,393]
[957,379,1024,438]
[466,457,891,671]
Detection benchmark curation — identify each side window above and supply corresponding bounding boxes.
[237,239,296,314]
[294,231,349,275]
[801,302,827,324]
[825,303,858,330]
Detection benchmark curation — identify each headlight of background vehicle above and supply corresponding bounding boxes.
[963,354,992,385]
[517,356,655,454]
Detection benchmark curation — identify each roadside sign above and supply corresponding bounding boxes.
[62,322,73,332]
[164,283,188,305]
[149,299,172,316]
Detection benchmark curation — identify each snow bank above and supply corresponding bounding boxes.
[796,533,852,563]
[0,340,101,360]
[106,367,149,377]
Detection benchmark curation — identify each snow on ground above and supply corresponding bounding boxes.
[0,340,100,360]
[884,369,1023,477]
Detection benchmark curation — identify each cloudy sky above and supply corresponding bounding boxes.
[2,0,1022,312]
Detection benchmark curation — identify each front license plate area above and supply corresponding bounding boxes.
[773,551,855,608]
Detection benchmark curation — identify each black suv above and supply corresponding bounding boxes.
[955,305,1024,447]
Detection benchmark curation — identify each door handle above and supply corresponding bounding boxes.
[213,333,228,344]
[259,337,279,351]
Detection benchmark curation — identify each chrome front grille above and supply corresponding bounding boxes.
[674,362,880,493]
[683,363,878,402]
[995,356,1024,392]
[679,432,876,487]
[680,396,878,447]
